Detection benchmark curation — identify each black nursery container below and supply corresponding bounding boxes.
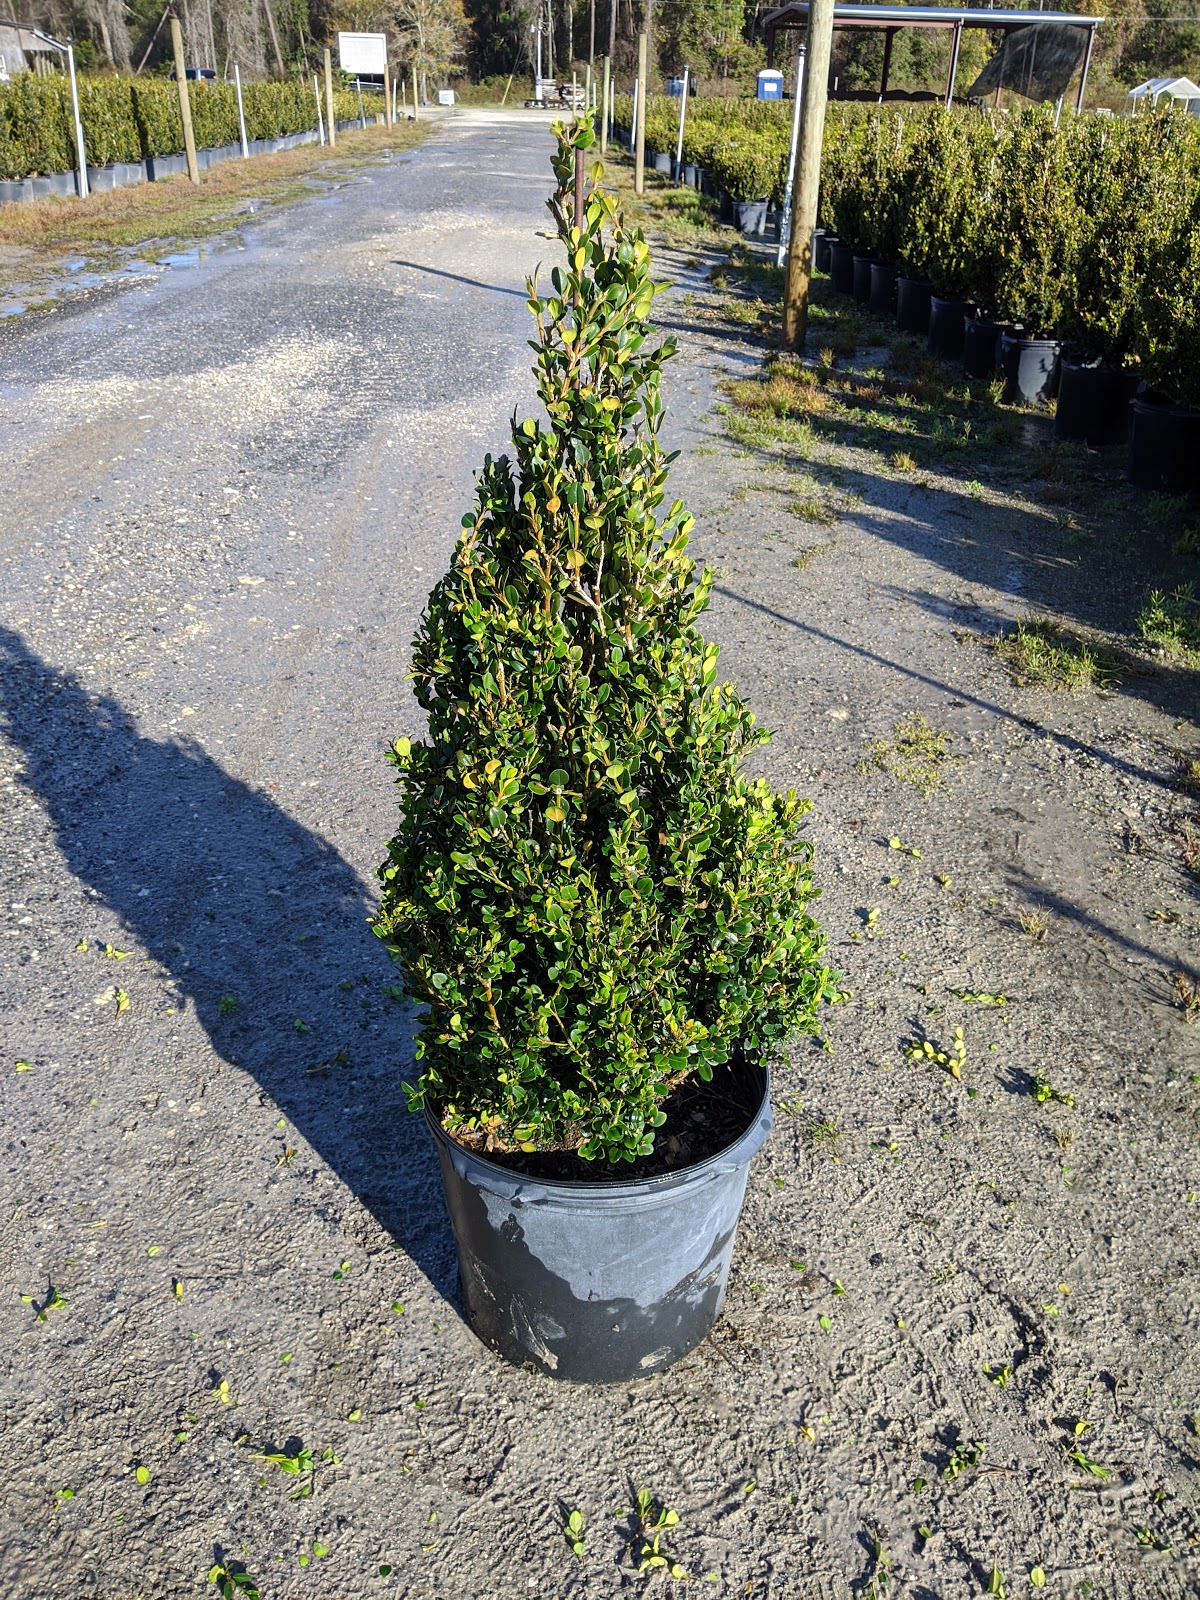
[928,295,969,361]
[895,275,932,335]
[852,254,874,305]
[428,1067,773,1383]
[814,232,835,273]
[962,316,1001,379]
[869,262,897,316]
[1128,397,1200,492]
[1054,361,1139,448]
[999,333,1060,407]
[829,241,855,296]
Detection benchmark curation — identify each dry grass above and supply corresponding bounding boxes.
[0,122,426,277]
[726,366,831,422]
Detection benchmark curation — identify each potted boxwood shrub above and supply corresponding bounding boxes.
[374,117,836,1384]
[1128,182,1200,492]
[1058,110,1191,449]
[988,108,1079,406]
[713,130,777,237]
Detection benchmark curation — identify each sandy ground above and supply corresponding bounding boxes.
[1,110,1198,1600]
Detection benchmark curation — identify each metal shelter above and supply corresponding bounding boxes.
[761,4,1104,114]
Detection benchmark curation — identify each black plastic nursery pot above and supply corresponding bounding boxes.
[993,323,1024,376]
[962,316,1001,379]
[895,275,931,335]
[734,198,770,237]
[718,190,734,225]
[1054,360,1139,448]
[1128,396,1200,492]
[869,261,897,317]
[828,241,855,296]
[427,1065,773,1384]
[813,231,835,273]
[999,333,1060,407]
[928,295,969,362]
[851,254,873,305]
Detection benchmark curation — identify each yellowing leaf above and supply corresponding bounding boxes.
[135,1465,150,1486]
[546,496,561,515]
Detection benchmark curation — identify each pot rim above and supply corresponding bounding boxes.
[425,1060,772,1201]
[999,333,1060,352]
[1130,394,1200,418]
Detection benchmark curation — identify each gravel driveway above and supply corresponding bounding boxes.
[2,110,1198,1600]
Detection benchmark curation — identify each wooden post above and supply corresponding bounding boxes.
[782,0,835,351]
[634,29,647,194]
[600,56,611,152]
[324,47,336,146]
[170,17,200,185]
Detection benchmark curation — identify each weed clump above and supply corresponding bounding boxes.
[994,617,1122,691]
[1136,585,1200,665]
[858,711,956,796]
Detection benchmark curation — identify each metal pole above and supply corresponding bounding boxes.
[324,47,336,146]
[634,31,647,193]
[589,0,596,67]
[412,63,420,120]
[536,16,543,92]
[782,0,835,350]
[630,75,638,154]
[776,47,806,267]
[234,64,250,157]
[944,20,962,109]
[600,55,611,152]
[357,79,367,127]
[384,59,393,125]
[313,72,325,144]
[674,65,689,183]
[66,42,88,198]
[1075,24,1096,114]
[170,18,201,185]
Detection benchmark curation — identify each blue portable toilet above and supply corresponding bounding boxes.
[757,68,784,100]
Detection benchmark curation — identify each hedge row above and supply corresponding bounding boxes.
[0,75,385,181]
[618,96,1200,410]
[822,104,1200,408]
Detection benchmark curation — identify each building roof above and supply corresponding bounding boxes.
[762,4,1103,33]
[1127,76,1200,99]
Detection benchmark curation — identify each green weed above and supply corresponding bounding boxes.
[1136,585,1200,664]
[859,712,955,796]
[995,618,1121,691]
[792,542,831,569]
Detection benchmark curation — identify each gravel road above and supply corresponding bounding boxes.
[2,109,1198,1600]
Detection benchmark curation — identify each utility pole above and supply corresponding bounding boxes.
[324,46,336,145]
[633,28,647,193]
[170,16,200,184]
[782,0,835,351]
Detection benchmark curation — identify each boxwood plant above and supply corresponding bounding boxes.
[374,117,836,1166]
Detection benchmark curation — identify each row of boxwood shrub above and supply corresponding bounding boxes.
[821,103,1200,409]
[0,74,385,181]
[617,95,1200,411]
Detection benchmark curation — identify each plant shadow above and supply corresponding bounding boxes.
[0,624,459,1303]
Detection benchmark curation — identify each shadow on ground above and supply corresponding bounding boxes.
[0,624,458,1300]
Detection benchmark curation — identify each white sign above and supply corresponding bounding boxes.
[337,32,387,76]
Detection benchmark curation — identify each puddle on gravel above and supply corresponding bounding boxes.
[0,234,247,322]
